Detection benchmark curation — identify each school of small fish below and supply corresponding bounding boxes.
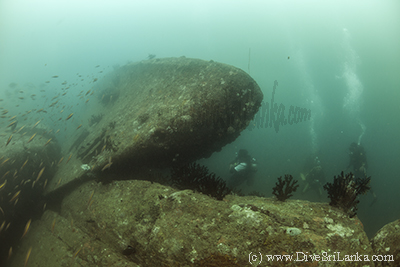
[0,65,107,264]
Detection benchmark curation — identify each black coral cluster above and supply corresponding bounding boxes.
[169,163,231,200]
[272,174,299,201]
[323,171,371,217]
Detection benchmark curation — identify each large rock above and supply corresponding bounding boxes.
[370,219,400,266]
[46,57,262,193]
[8,179,376,267]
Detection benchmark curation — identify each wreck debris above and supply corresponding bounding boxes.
[272,174,299,201]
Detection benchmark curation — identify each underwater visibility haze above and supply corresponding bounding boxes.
[0,0,400,263]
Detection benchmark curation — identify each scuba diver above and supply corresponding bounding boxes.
[346,142,377,205]
[347,142,368,179]
[227,149,257,189]
[300,155,326,197]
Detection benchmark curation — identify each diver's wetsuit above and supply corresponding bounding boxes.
[227,149,257,189]
[347,142,368,179]
[302,156,326,196]
[347,142,377,205]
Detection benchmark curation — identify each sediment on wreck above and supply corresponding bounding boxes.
[8,179,376,267]
[46,57,263,193]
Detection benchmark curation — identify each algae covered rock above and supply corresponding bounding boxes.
[9,178,378,267]
[46,57,263,192]
[370,219,400,266]
[76,57,262,169]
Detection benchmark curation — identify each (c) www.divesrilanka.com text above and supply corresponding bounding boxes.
[248,251,394,264]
